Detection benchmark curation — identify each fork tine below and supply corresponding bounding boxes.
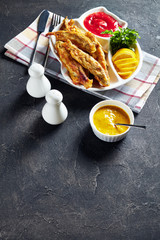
[52,13,56,28]
[57,15,61,25]
[56,14,60,26]
[43,13,61,67]
[50,13,61,31]
[59,15,62,24]
[55,14,58,26]
[49,14,54,32]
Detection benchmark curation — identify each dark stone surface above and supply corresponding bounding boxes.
[0,0,160,239]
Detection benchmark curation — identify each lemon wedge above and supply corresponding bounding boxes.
[112,48,138,79]
[112,48,136,62]
[116,61,138,69]
[114,58,138,67]
[118,67,137,72]
[118,71,133,79]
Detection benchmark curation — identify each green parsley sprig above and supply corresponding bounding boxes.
[101,27,140,55]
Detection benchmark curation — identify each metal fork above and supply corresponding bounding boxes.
[43,13,62,67]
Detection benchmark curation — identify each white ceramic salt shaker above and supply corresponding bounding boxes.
[26,63,51,98]
[42,89,68,125]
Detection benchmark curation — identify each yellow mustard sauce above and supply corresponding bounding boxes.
[93,105,130,135]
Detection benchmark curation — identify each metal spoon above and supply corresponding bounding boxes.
[115,123,146,129]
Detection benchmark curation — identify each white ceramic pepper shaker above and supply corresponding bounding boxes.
[26,63,51,98]
[42,89,68,125]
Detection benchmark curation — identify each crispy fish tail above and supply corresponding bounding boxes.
[60,17,75,31]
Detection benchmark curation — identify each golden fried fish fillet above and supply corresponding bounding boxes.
[85,32,109,71]
[61,19,108,73]
[64,40,110,87]
[53,30,96,54]
[55,41,93,89]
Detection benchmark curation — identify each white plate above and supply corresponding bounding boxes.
[49,6,143,91]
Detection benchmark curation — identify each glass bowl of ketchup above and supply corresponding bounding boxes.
[78,6,128,40]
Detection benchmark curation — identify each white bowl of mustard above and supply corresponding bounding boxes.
[89,100,134,142]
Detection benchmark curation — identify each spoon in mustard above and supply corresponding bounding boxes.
[115,123,146,129]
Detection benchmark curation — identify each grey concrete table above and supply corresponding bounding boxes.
[0,0,160,239]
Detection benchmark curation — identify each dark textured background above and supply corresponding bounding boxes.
[0,0,160,239]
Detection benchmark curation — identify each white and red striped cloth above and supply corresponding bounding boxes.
[4,11,160,113]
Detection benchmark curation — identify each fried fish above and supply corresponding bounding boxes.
[60,17,75,31]
[64,40,110,87]
[85,32,109,72]
[52,30,96,54]
[55,40,93,89]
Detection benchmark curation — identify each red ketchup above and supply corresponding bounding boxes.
[84,12,122,37]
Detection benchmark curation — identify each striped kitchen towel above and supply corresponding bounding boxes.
[4,11,160,113]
